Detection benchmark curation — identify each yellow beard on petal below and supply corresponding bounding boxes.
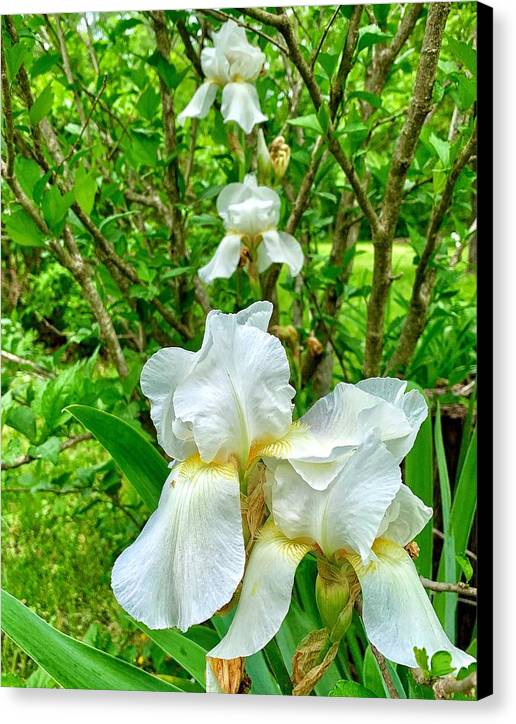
[249,420,309,462]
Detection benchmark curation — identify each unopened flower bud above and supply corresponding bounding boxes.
[315,558,355,643]
[269,135,291,179]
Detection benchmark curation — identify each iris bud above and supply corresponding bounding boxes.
[270,135,291,179]
[315,558,356,643]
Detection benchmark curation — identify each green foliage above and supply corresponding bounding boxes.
[2,3,477,699]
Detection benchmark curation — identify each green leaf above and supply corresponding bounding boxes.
[135,622,207,688]
[147,51,188,91]
[347,90,382,109]
[66,405,168,510]
[404,412,433,578]
[28,436,61,465]
[317,52,339,79]
[74,165,97,215]
[29,84,54,125]
[329,679,379,698]
[414,646,430,676]
[31,52,61,78]
[434,403,457,641]
[42,186,73,230]
[6,42,29,81]
[455,554,473,583]
[429,133,450,167]
[357,25,392,53]
[447,37,476,77]
[4,208,45,247]
[5,405,37,442]
[287,114,323,134]
[14,156,42,199]
[136,85,160,121]
[430,650,455,678]
[1,590,182,691]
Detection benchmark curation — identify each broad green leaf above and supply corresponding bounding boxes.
[450,429,477,558]
[288,114,323,134]
[434,404,457,641]
[429,133,450,167]
[5,405,37,442]
[42,186,73,230]
[74,165,97,215]
[66,405,168,510]
[135,622,207,688]
[29,84,54,125]
[447,37,477,77]
[357,25,392,53]
[31,52,60,78]
[137,85,160,121]
[456,554,473,583]
[329,679,379,698]
[1,590,182,692]
[6,42,29,80]
[404,413,433,578]
[28,436,61,464]
[14,156,42,199]
[347,90,382,109]
[317,52,339,79]
[4,208,45,247]
[430,650,455,678]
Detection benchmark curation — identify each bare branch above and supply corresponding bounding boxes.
[0,350,55,379]
[421,576,477,598]
[1,434,92,470]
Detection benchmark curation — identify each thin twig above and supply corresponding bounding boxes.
[1,434,93,470]
[420,577,477,598]
[0,350,55,379]
[433,671,477,699]
[370,644,400,699]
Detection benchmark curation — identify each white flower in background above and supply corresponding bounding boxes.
[208,433,475,674]
[199,174,303,284]
[178,20,267,134]
[112,301,296,631]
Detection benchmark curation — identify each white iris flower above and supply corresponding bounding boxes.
[199,174,303,284]
[178,20,267,134]
[111,301,296,631]
[208,383,475,675]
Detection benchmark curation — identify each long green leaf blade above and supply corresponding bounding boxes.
[1,590,181,692]
[135,622,207,688]
[67,405,168,509]
[434,404,457,640]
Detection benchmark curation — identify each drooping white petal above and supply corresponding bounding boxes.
[111,458,244,632]
[257,230,304,276]
[347,538,475,670]
[198,234,242,284]
[271,435,402,561]
[140,347,197,459]
[208,519,311,659]
[377,484,432,546]
[177,81,217,124]
[221,82,267,135]
[356,377,428,462]
[173,310,294,465]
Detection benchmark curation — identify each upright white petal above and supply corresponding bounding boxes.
[140,347,197,459]
[221,82,267,135]
[377,484,432,546]
[112,458,244,632]
[177,81,217,124]
[257,230,304,276]
[173,311,294,465]
[228,45,265,82]
[198,234,242,284]
[356,377,427,462]
[347,538,475,670]
[271,435,402,561]
[211,19,248,54]
[226,197,278,237]
[209,519,311,659]
[200,47,230,84]
[217,182,251,225]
